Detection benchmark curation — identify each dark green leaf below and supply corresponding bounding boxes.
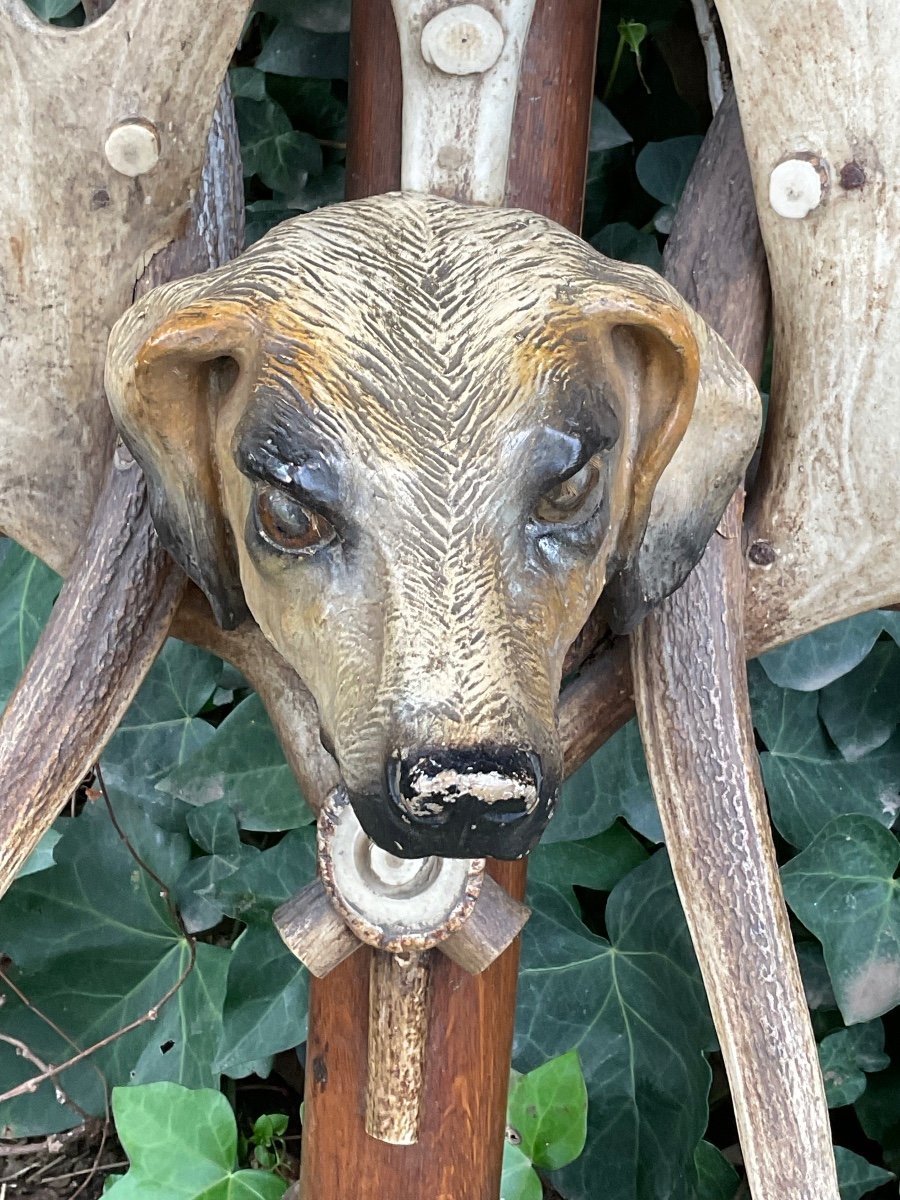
[515,852,712,1200]
[159,694,313,832]
[101,638,221,810]
[500,1142,542,1200]
[750,664,900,849]
[834,1146,895,1200]
[758,612,885,691]
[106,1082,288,1199]
[254,0,350,31]
[855,1067,900,1174]
[216,924,308,1074]
[636,136,703,205]
[781,815,900,1024]
[0,796,228,1135]
[14,827,61,879]
[589,99,632,152]
[820,640,900,761]
[689,1142,739,1200]
[528,822,648,897]
[590,222,662,270]
[229,66,268,101]
[275,162,345,211]
[507,1050,587,1170]
[0,541,59,709]
[548,720,661,844]
[255,24,349,80]
[818,1021,889,1107]
[236,97,324,192]
[796,940,838,1012]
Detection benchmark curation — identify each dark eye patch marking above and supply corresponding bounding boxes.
[234,391,343,514]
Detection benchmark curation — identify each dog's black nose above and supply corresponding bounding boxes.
[350,745,554,859]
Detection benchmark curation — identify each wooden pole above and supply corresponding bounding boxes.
[300,4,601,1197]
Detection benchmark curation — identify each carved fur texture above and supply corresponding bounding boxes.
[106,192,760,858]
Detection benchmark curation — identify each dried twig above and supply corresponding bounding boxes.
[0,771,195,1107]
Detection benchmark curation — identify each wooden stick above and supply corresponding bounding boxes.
[300,4,600,1195]
[632,90,838,1200]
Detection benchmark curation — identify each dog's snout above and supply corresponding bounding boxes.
[391,746,540,823]
[347,745,554,859]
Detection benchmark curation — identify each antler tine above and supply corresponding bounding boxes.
[632,89,838,1200]
[0,85,243,900]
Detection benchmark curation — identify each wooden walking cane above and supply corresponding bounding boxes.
[297,4,600,1197]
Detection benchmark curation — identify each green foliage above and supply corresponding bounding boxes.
[4,1,900,1194]
[502,1051,588,1196]
[507,1050,588,1171]
[782,816,900,1024]
[105,1083,287,1199]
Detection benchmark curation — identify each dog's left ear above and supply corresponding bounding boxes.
[582,276,761,632]
[106,291,262,629]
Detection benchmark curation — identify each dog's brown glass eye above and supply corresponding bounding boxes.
[255,486,336,555]
[535,456,604,524]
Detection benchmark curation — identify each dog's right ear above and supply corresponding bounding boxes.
[106,295,262,629]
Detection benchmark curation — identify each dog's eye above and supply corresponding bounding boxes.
[535,455,604,524]
[255,486,336,555]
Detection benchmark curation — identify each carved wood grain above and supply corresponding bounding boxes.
[299,5,601,1197]
[632,89,838,1199]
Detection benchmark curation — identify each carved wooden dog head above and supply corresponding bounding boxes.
[106,193,759,859]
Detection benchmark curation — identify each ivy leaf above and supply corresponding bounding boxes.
[690,1142,739,1200]
[758,612,885,691]
[215,924,309,1075]
[834,1146,895,1200]
[0,797,227,1135]
[589,99,632,152]
[590,222,662,271]
[500,1142,542,1200]
[0,540,59,709]
[255,23,349,80]
[235,97,324,193]
[159,694,313,832]
[636,136,703,206]
[781,816,900,1024]
[820,640,900,761]
[106,1082,288,1199]
[818,1020,889,1107]
[22,0,80,18]
[101,639,221,813]
[210,828,316,1072]
[254,0,350,32]
[14,826,61,879]
[528,822,648,897]
[855,1067,900,1174]
[796,940,839,1012]
[175,805,251,934]
[229,66,268,101]
[507,1050,588,1170]
[750,664,900,848]
[515,852,712,1200]
[549,720,662,844]
[275,163,346,212]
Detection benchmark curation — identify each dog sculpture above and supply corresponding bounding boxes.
[106,191,760,859]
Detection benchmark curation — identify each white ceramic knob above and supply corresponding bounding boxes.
[104,119,160,178]
[421,4,504,76]
[769,158,823,219]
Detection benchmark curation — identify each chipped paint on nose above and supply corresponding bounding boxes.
[401,763,540,818]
